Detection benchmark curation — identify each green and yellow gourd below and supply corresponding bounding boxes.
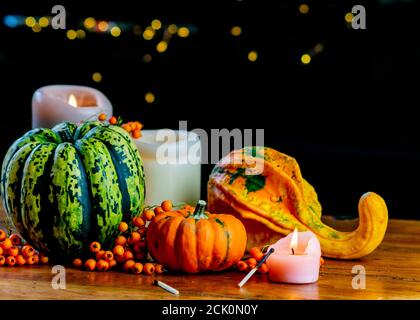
[208,147,388,259]
[0,121,145,259]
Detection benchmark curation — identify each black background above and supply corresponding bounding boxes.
[0,0,419,220]
[0,300,416,318]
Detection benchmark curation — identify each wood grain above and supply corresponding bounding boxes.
[1,207,420,300]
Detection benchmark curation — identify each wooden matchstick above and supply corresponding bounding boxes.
[153,280,179,295]
[238,248,275,288]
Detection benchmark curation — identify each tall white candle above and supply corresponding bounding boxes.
[134,129,201,206]
[32,85,113,128]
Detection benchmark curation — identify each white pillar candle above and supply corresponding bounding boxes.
[134,129,201,206]
[32,85,113,128]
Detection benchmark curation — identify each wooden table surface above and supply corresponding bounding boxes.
[1,207,420,300]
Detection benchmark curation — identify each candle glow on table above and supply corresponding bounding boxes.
[134,129,201,206]
[32,85,113,128]
[266,228,321,284]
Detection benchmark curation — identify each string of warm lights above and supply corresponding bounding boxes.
[3,14,196,104]
[2,4,356,104]
[3,14,194,43]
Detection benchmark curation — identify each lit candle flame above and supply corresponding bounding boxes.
[68,94,78,108]
[290,227,298,254]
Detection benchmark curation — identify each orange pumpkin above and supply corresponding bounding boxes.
[146,200,247,273]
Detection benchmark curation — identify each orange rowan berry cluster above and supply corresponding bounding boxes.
[98,113,143,139]
[0,230,49,267]
[121,121,143,139]
[71,200,173,274]
[236,247,268,274]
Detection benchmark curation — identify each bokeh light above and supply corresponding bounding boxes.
[143,54,153,63]
[84,17,96,29]
[345,13,354,23]
[32,23,41,33]
[301,54,311,64]
[92,72,102,82]
[110,26,121,37]
[177,27,190,38]
[39,17,49,28]
[143,27,155,40]
[133,25,142,36]
[156,41,168,53]
[97,21,109,32]
[151,19,162,30]
[230,26,242,36]
[76,29,86,39]
[66,29,77,40]
[314,43,324,54]
[248,50,258,62]
[299,4,310,14]
[167,24,178,34]
[3,15,20,28]
[145,92,155,104]
[25,16,36,27]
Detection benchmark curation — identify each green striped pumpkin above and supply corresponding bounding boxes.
[0,121,145,259]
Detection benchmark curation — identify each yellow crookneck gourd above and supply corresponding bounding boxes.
[207,147,388,259]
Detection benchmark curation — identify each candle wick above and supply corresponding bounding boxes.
[291,248,295,255]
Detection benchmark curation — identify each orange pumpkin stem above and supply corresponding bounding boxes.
[192,200,208,220]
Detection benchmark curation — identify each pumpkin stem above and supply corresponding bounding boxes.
[192,200,208,220]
